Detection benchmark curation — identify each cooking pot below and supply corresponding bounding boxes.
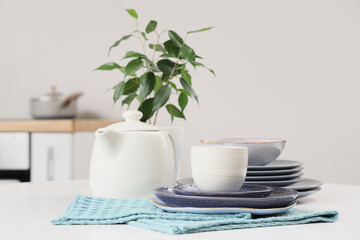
[30,87,83,119]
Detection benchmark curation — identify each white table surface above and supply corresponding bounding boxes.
[0,180,359,240]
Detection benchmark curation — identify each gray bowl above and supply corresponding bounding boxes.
[199,138,286,166]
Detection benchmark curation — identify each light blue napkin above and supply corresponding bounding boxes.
[52,195,338,234]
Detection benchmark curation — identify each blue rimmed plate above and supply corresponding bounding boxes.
[173,184,273,198]
[154,186,298,209]
[150,198,297,215]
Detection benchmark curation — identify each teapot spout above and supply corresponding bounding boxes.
[94,128,118,157]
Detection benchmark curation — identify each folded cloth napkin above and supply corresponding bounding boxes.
[52,195,339,234]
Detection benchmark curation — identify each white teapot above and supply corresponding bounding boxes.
[89,111,176,198]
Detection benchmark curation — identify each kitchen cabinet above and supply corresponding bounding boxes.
[0,119,118,182]
[31,133,72,182]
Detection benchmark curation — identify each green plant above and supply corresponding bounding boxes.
[95,9,215,123]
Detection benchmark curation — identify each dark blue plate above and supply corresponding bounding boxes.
[154,186,298,209]
[173,184,273,198]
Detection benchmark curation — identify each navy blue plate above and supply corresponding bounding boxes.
[173,184,273,198]
[154,186,298,209]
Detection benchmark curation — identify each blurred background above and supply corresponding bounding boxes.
[0,0,359,184]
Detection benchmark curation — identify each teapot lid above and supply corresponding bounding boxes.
[105,111,158,131]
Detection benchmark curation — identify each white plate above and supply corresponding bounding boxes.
[245,177,302,187]
[247,166,304,176]
[297,187,321,198]
[150,199,296,215]
[284,178,323,191]
[246,172,303,181]
[248,160,303,170]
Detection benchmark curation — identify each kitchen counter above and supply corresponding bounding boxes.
[0,180,359,240]
[0,119,119,132]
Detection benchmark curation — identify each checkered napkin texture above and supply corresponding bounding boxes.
[52,195,338,234]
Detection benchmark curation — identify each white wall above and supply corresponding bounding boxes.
[1,0,359,184]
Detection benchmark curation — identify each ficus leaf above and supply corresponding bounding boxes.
[125,59,143,75]
[180,45,196,63]
[141,32,148,40]
[122,93,137,108]
[113,81,125,103]
[180,68,192,85]
[138,98,154,122]
[178,93,188,111]
[126,9,138,19]
[139,72,156,100]
[152,84,171,113]
[94,62,124,71]
[180,78,198,103]
[187,26,214,34]
[108,34,132,56]
[157,59,176,75]
[163,40,180,57]
[149,43,166,53]
[123,78,139,95]
[122,51,147,60]
[146,20,157,34]
[166,104,185,121]
[168,30,184,48]
[194,62,216,76]
[154,75,163,93]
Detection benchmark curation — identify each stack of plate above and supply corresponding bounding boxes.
[245,160,323,198]
[151,184,298,215]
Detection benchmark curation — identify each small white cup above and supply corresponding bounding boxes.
[191,145,248,192]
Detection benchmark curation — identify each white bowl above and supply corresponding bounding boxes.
[199,138,286,166]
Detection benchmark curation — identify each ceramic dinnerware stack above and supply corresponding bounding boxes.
[151,145,298,215]
[199,138,323,198]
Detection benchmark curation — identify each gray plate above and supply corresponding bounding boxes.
[245,177,302,187]
[247,166,304,176]
[173,184,273,198]
[248,160,303,170]
[284,178,323,191]
[246,172,303,181]
[154,186,298,208]
[297,187,321,198]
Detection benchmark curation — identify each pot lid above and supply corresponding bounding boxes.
[106,111,158,131]
[33,86,63,101]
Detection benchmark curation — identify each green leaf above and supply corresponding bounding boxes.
[149,44,166,53]
[154,75,163,93]
[194,62,216,76]
[168,30,184,48]
[145,20,157,34]
[161,73,171,81]
[180,45,196,63]
[157,59,176,75]
[149,63,161,72]
[123,78,139,95]
[178,93,188,111]
[113,81,125,103]
[187,26,214,34]
[108,34,132,55]
[180,68,192,85]
[94,62,124,71]
[178,89,191,96]
[126,9,138,19]
[166,104,185,121]
[163,40,180,57]
[152,84,171,113]
[180,78,198,103]
[122,93,137,108]
[138,98,154,122]
[141,32,148,40]
[168,81,178,92]
[122,51,147,60]
[125,59,143,75]
[139,72,155,100]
